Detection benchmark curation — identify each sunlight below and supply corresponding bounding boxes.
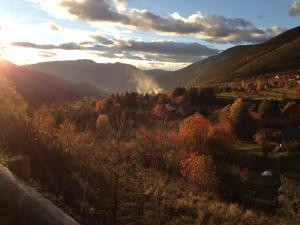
[4,47,39,65]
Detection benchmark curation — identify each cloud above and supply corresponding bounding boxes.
[127,10,202,35]
[59,0,131,23]
[12,38,218,63]
[38,51,57,57]
[26,0,284,44]
[49,23,60,31]
[95,51,205,63]
[115,40,219,56]
[290,0,300,16]
[184,13,285,43]
[12,42,58,49]
[90,34,114,45]
[12,41,83,50]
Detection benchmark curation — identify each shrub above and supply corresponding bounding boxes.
[253,129,282,145]
[258,99,281,118]
[218,104,231,123]
[180,153,218,191]
[173,87,186,97]
[229,98,256,138]
[179,114,211,152]
[33,110,57,148]
[152,104,163,117]
[96,114,110,136]
[136,127,183,172]
[0,75,30,152]
[205,122,238,155]
[296,84,300,97]
[282,102,300,124]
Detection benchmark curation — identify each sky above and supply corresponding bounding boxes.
[0,0,299,70]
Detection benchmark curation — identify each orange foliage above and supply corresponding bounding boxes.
[205,122,238,155]
[96,114,110,136]
[33,111,56,147]
[136,127,163,167]
[297,84,300,97]
[253,130,267,145]
[229,98,243,120]
[153,104,163,117]
[175,96,184,104]
[179,113,211,151]
[218,104,231,122]
[240,168,252,180]
[256,80,265,92]
[253,129,282,145]
[136,127,182,169]
[95,100,104,112]
[250,110,260,121]
[57,120,96,159]
[180,153,217,189]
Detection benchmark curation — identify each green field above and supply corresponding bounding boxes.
[233,141,300,210]
[218,87,298,101]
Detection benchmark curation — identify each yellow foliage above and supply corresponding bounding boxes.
[96,114,110,135]
[0,74,29,151]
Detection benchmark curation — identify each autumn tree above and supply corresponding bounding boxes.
[179,113,211,152]
[256,80,265,92]
[152,104,163,117]
[96,114,110,137]
[205,122,238,155]
[0,74,30,152]
[258,99,281,118]
[218,104,231,123]
[180,153,218,191]
[95,99,105,113]
[282,102,300,123]
[296,84,300,97]
[184,88,199,106]
[198,87,216,103]
[229,98,256,138]
[33,108,57,148]
[136,127,178,170]
[101,97,114,114]
[173,87,186,97]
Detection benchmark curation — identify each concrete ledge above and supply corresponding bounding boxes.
[0,163,80,225]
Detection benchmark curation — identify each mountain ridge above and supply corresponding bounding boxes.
[155,45,252,90]
[0,60,102,106]
[191,26,300,85]
[23,60,162,94]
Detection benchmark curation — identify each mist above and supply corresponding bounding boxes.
[133,71,163,94]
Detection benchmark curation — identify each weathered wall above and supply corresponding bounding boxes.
[0,164,80,225]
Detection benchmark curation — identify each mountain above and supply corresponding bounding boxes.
[0,61,101,106]
[193,26,300,85]
[23,60,162,94]
[145,69,170,77]
[156,45,252,90]
[163,26,300,89]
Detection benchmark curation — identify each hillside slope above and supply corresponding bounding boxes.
[145,69,170,77]
[192,26,300,85]
[0,61,101,106]
[159,26,300,89]
[23,60,162,94]
[156,45,252,90]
